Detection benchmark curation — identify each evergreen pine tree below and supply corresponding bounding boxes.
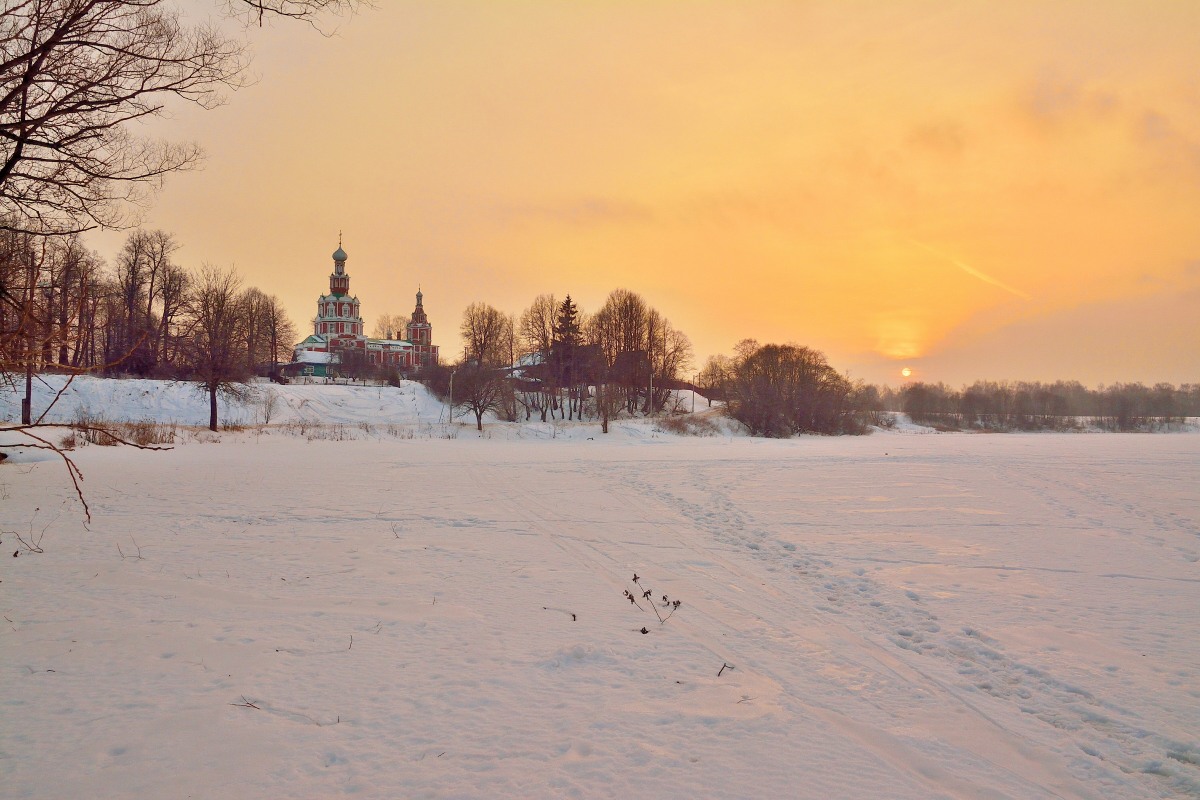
[552,295,581,350]
[551,296,582,418]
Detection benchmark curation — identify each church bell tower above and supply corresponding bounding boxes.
[329,239,350,296]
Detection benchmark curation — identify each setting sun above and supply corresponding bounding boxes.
[901,367,912,378]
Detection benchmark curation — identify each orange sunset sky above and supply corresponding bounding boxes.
[88,1,1200,386]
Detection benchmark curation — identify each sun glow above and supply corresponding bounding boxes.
[901,367,912,378]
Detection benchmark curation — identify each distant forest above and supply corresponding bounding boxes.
[884,380,1200,433]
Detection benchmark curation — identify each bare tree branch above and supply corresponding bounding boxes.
[1,0,249,236]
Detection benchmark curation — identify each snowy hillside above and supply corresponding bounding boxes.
[2,425,1199,798]
[0,375,731,439]
[0,374,739,446]
[0,374,451,428]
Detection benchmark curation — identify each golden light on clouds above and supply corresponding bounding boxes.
[874,312,926,361]
[92,1,1200,386]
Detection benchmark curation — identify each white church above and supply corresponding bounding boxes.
[289,243,438,378]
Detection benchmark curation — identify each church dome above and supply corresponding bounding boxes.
[332,246,348,262]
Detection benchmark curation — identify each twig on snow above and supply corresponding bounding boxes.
[116,536,144,560]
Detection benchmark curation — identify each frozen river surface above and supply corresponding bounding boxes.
[2,429,1198,799]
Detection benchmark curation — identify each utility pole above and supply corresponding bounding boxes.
[22,359,32,425]
[20,269,34,425]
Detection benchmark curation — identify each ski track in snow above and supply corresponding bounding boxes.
[1,380,1198,799]
[609,452,1200,798]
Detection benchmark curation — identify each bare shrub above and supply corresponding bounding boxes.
[123,420,176,446]
[623,573,682,633]
[73,408,118,446]
[655,414,720,437]
[386,424,414,439]
[305,423,350,441]
[870,411,896,429]
[69,409,177,447]
[257,389,281,425]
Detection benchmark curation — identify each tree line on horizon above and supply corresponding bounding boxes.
[892,380,1200,432]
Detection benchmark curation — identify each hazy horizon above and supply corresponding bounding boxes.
[84,2,1199,387]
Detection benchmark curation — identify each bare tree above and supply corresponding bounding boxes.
[138,229,180,367]
[518,293,556,357]
[587,289,648,368]
[517,293,557,420]
[261,293,297,375]
[224,0,363,26]
[452,362,504,431]
[371,312,408,340]
[154,261,190,367]
[335,345,373,382]
[644,309,691,413]
[183,265,249,431]
[51,234,105,368]
[460,301,511,368]
[699,354,733,406]
[240,286,271,372]
[586,289,690,415]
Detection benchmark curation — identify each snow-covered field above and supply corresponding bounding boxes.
[2,380,1199,798]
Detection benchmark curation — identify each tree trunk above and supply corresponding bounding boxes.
[600,382,609,434]
[209,386,219,432]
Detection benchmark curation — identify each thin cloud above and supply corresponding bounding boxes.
[500,197,655,226]
[910,240,1032,300]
